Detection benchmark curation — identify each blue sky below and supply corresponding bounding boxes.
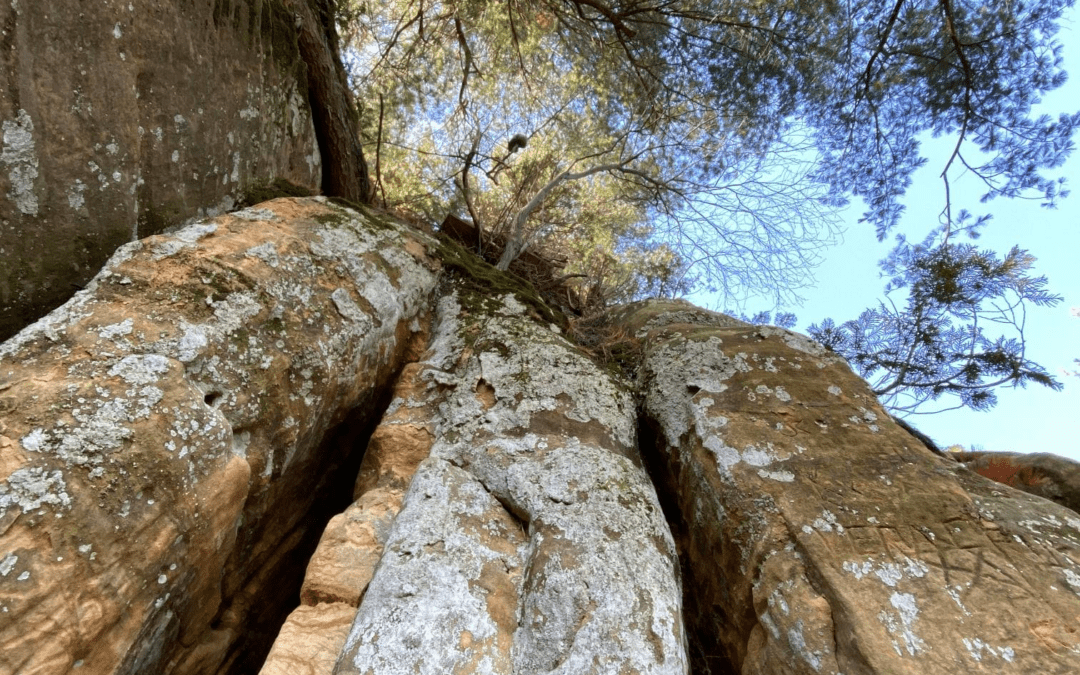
[695,13,1080,462]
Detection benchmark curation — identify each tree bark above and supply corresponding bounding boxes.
[290,0,372,203]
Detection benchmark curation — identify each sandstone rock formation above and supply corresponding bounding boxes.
[336,290,686,675]
[627,300,1080,674]
[266,286,688,674]
[2,200,1080,675]
[259,358,437,674]
[0,198,437,674]
[0,0,370,342]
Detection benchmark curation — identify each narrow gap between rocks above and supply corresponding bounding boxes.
[216,379,402,675]
[636,413,739,675]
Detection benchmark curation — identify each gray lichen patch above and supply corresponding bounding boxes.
[1,109,39,216]
[244,242,281,267]
[752,326,839,360]
[339,457,527,674]
[644,335,750,447]
[338,284,687,674]
[0,467,72,513]
[108,354,171,385]
[151,222,219,260]
[435,287,637,461]
[230,207,277,222]
[330,288,373,329]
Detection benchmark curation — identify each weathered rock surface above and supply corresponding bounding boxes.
[5,202,1080,675]
[259,355,440,675]
[0,0,324,341]
[626,299,1080,674]
[256,603,357,675]
[0,198,438,674]
[298,488,404,608]
[262,290,690,675]
[337,290,688,674]
[954,450,1080,516]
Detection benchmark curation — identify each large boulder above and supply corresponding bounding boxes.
[953,451,1080,516]
[626,299,1080,674]
[5,205,1080,675]
[0,198,438,674]
[0,0,324,341]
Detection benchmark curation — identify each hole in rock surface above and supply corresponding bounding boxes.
[636,415,740,675]
[213,383,399,675]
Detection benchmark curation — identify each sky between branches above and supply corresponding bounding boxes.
[692,11,1080,460]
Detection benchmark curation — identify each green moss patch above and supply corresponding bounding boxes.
[435,234,567,331]
[237,178,315,208]
[326,198,402,233]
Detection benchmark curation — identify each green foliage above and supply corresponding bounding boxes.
[809,234,1063,414]
[723,310,799,330]
[341,0,1075,308]
[342,0,850,306]
[335,0,1077,412]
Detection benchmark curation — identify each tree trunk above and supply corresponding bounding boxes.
[291,0,372,203]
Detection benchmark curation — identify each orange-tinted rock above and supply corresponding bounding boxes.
[954,451,1080,515]
[260,323,447,674]
[295,342,446,611]
[628,299,1080,674]
[0,0,322,342]
[0,198,438,674]
[299,488,402,607]
[258,603,357,675]
[352,361,440,499]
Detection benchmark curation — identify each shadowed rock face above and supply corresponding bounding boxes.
[0,0,323,342]
[2,201,1080,675]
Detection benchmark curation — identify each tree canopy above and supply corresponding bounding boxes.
[337,0,1077,412]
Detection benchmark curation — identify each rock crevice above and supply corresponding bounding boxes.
[262,288,689,674]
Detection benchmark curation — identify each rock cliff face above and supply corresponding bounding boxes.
[1,199,1079,674]
[0,0,326,341]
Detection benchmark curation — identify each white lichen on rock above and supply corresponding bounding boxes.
[338,288,686,675]
[0,198,442,673]
[1,109,39,215]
